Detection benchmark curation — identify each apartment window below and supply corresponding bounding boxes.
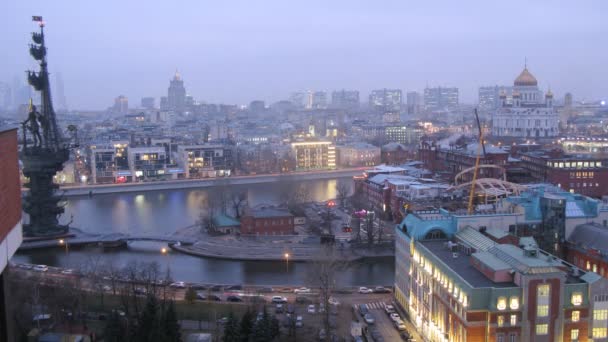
[497,297,507,310]
[594,309,608,321]
[497,315,504,327]
[572,310,580,322]
[593,328,608,338]
[572,293,583,306]
[510,297,519,310]
[509,334,516,342]
[536,324,548,335]
[510,314,517,326]
[571,329,579,341]
[497,335,504,342]
[537,305,549,317]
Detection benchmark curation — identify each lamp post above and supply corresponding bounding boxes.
[326,200,336,234]
[284,253,290,285]
[58,239,68,254]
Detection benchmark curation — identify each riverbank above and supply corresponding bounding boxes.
[55,168,363,197]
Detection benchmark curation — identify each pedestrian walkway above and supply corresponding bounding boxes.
[364,301,387,310]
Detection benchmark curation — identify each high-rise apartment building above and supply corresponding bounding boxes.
[113,95,129,115]
[331,90,360,109]
[406,91,421,115]
[167,71,186,113]
[141,97,155,110]
[424,86,459,111]
[479,86,513,111]
[369,89,402,111]
[291,141,336,170]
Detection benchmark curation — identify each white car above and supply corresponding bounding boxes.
[102,285,112,291]
[390,312,401,322]
[394,319,407,331]
[33,265,48,272]
[61,269,74,275]
[328,297,340,306]
[295,315,303,327]
[294,287,311,294]
[358,287,373,294]
[307,304,316,314]
[271,296,288,304]
[169,281,186,288]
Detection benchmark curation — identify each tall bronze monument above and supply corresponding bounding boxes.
[21,16,71,237]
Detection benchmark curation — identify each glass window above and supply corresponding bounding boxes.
[510,297,519,310]
[571,329,579,340]
[572,293,583,306]
[536,324,548,335]
[594,309,608,321]
[537,305,549,317]
[497,315,504,327]
[497,297,507,310]
[572,310,580,322]
[593,328,608,338]
[510,314,517,326]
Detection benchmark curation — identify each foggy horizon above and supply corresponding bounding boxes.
[3,0,608,110]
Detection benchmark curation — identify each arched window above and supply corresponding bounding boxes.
[424,229,446,240]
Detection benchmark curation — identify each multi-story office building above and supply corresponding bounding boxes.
[385,125,423,145]
[479,86,513,111]
[176,144,234,178]
[166,71,186,113]
[141,97,155,110]
[112,95,129,115]
[406,91,422,115]
[291,141,336,171]
[331,90,360,109]
[395,185,608,342]
[127,146,168,181]
[0,127,23,341]
[370,89,402,112]
[336,143,381,167]
[289,92,306,108]
[312,91,328,109]
[89,141,130,184]
[492,67,559,138]
[424,86,459,111]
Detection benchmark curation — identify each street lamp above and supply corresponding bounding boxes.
[284,253,290,285]
[58,239,68,254]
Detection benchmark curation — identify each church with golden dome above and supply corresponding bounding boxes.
[492,66,559,138]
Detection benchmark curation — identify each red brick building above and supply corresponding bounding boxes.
[0,127,23,340]
[566,223,608,279]
[519,150,608,197]
[240,208,295,235]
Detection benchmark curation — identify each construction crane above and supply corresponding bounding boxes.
[467,108,486,214]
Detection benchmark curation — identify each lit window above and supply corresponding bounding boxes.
[594,309,608,321]
[510,297,519,310]
[587,261,591,270]
[572,293,583,306]
[538,284,550,297]
[593,264,598,273]
[510,314,517,326]
[498,315,504,327]
[572,310,580,322]
[497,297,507,310]
[593,328,608,338]
[536,324,548,335]
[571,329,579,340]
[537,305,549,317]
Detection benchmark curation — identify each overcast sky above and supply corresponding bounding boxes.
[2,1,607,110]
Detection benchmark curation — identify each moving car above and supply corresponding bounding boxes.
[226,284,243,291]
[293,287,311,294]
[358,287,373,294]
[196,292,206,300]
[271,296,288,304]
[169,281,186,288]
[363,313,375,324]
[61,269,75,275]
[373,286,391,293]
[33,265,48,272]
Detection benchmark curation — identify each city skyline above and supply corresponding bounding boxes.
[2,1,608,109]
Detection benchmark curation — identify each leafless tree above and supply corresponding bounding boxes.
[279,180,311,216]
[230,189,248,218]
[335,180,351,209]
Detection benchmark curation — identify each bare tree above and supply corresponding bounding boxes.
[279,180,311,216]
[230,189,248,218]
[335,180,351,209]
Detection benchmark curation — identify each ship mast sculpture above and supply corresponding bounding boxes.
[21,16,72,237]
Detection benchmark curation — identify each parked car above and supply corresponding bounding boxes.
[307,304,316,314]
[296,296,312,304]
[275,304,284,314]
[169,281,186,289]
[33,265,48,272]
[294,287,311,294]
[271,296,288,304]
[373,286,391,294]
[394,320,407,331]
[400,331,412,341]
[358,287,373,294]
[102,285,112,291]
[364,313,375,324]
[134,287,147,295]
[389,313,401,322]
[358,304,369,316]
[196,292,207,300]
[295,315,303,327]
[226,295,243,302]
[217,317,229,325]
[328,297,340,306]
[208,294,222,301]
[385,304,396,315]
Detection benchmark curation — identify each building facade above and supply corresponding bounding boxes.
[176,145,234,178]
[492,67,559,138]
[424,86,459,111]
[331,90,359,109]
[336,143,381,167]
[240,208,295,235]
[370,89,402,112]
[291,141,336,171]
[479,86,513,111]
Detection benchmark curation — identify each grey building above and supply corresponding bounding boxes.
[369,89,402,111]
[423,86,459,111]
[406,91,421,115]
[331,89,359,109]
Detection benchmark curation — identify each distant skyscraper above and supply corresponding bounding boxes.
[312,91,328,109]
[54,72,68,111]
[113,95,129,114]
[423,86,459,111]
[249,100,265,112]
[478,85,512,111]
[141,97,155,109]
[167,70,186,113]
[289,92,306,108]
[564,92,573,107]
[331,90,359,109]
[160,96,168,111]
[406,91,421,115]
[369,89,402,111]
[0,82,11,110]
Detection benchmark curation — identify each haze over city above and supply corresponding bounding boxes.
[2,0,608,109]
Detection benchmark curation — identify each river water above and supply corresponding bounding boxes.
[13,177,395,286]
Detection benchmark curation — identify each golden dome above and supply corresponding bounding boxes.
[514,67,538,86]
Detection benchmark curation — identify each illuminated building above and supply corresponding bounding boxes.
[370,89,402,112]
[336,143,380,167]
[492,66,559,138]
[176,145,234,178]
[290,141,336,171]
[479,85,513,111]
[0,127,23,340]
[127,146,168,181]
[395,195,608,342]
[89,141,130,184]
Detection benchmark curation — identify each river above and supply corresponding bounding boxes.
[13,177,395,286]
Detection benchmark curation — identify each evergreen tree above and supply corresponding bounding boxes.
[104,311,126,342]
[184,287,197,304]
[251,307,272,342]
[222,312,241,342]
[161,300,181,342]
[269,316,280,340]
[239,309,254,342]
[136,295,160,342]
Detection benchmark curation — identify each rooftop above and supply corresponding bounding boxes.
[249,208,293,218]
